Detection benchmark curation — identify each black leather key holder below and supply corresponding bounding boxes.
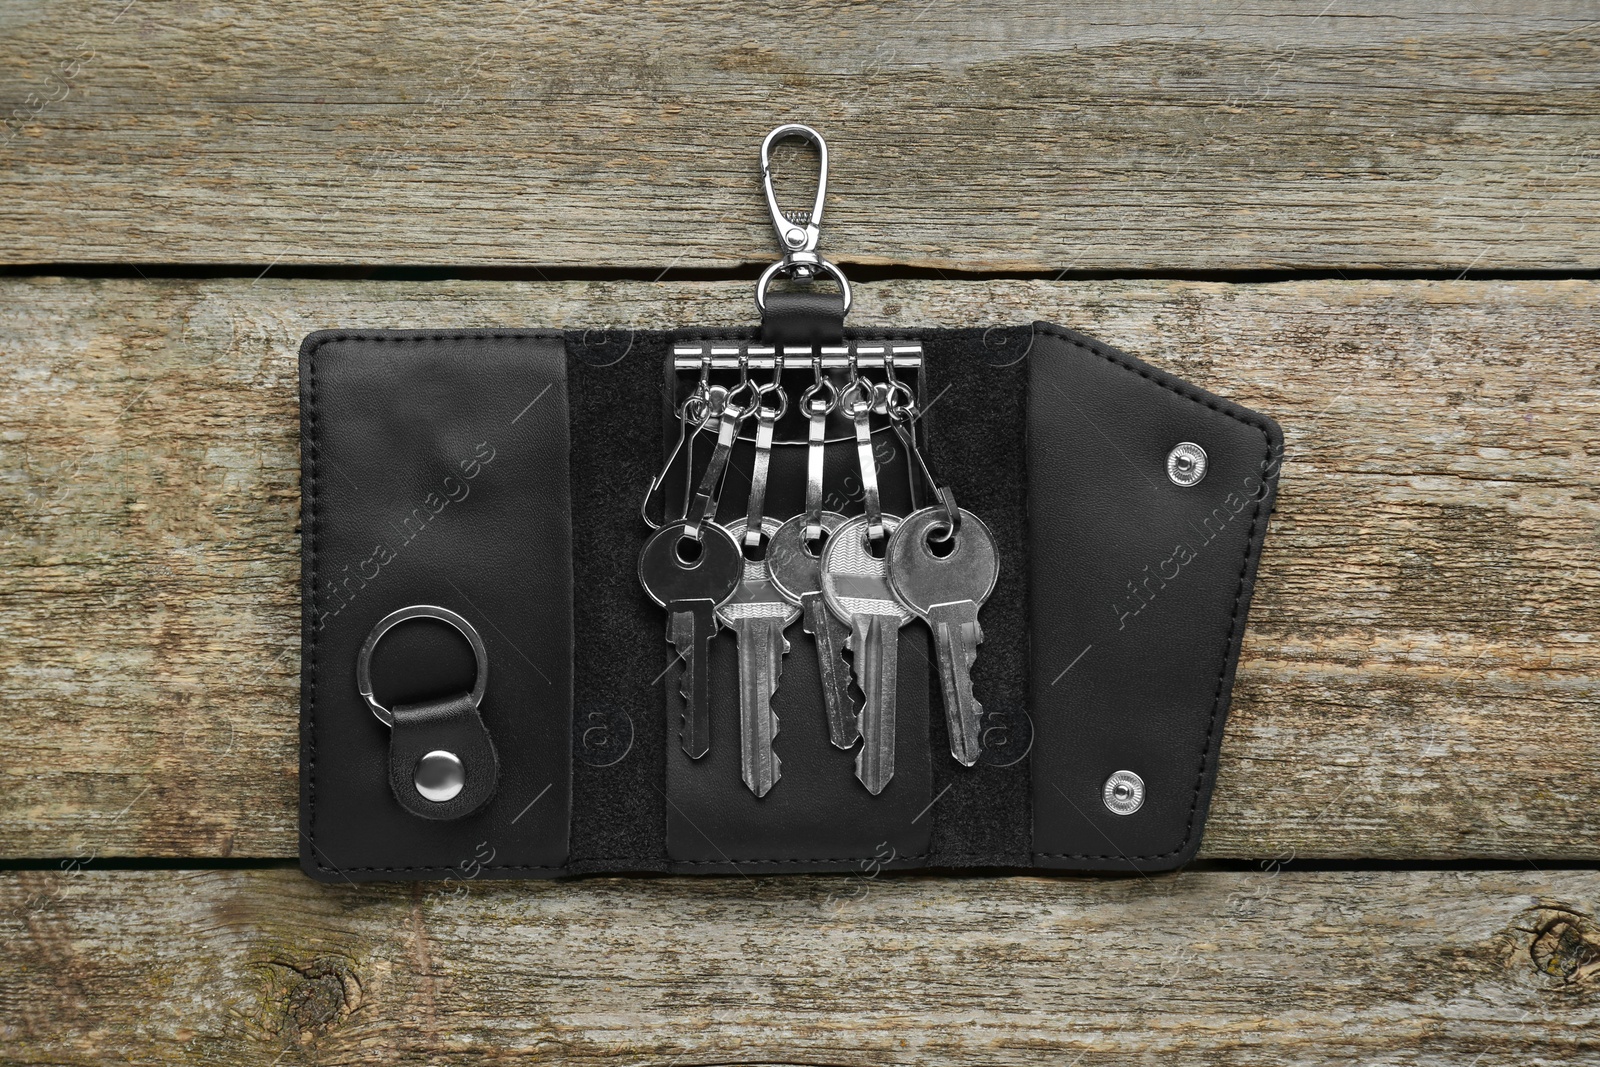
[296,125,1284,882]
[357,605,500,820]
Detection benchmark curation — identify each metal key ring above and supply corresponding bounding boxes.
[754,258,853,316]
[883,378,917,419]
[800,376,837,415]
[357,605,488,727]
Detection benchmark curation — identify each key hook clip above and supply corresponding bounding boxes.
[886,386,960,541]
[800,352,837,416]
[762,124,826,264]
[641,358,719,530]
[756,124,852,315]
[752,357,789,422]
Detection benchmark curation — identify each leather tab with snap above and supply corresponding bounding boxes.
[387,691,499,820]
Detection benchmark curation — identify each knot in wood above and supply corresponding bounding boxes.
[1528,907,1600,994]
[266,954,364,1036]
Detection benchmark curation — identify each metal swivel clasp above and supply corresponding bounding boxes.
[756,123,852,315]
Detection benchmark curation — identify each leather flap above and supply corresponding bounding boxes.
[1025,323,1283,872]
[299,331,574,882]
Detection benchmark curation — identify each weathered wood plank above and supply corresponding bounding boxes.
[1,277,1597,860]
[2,1,1598,270]
[2,868,1597,1064]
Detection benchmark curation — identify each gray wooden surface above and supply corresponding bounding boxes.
[3,1,1598,1062]
[2,868,1598,1065]
[1,1,1597,270]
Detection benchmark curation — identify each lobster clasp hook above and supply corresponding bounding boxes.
[760,123,828,277]
[755,124,851,315]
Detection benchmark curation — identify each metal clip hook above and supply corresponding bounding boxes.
[756,124,851,314]
[761,124,827,269]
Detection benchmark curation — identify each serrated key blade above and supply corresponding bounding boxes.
[851,613,899,795]
[886,507,999,768]
[928,601,984,766]
[736,616,786,798]
[668,600,715,759]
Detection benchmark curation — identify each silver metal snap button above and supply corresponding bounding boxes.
[415,750,465,802]
[1103,770,1145,815]
[1166,442,1208,486]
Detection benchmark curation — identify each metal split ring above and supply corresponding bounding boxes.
[357,605,488,727]
[754,257,853,316]
[678,391,711,426]
[837,377,875,418]
[883,379,916,418]
[720,389,754,423]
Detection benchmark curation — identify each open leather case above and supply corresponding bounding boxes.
[297,320,1282,882]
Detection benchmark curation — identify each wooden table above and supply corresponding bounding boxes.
[3,3,1597,1063]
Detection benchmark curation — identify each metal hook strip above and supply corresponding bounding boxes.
[672,343,922,370]
[684,398,747,541]
[742,364,787,546]
[842,356,885,544]
[802,353,832,541]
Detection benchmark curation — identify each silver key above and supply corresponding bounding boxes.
[718,517,799,798]
[887,507,999,767]
[821,513,911,795]
[766,511,859,750]
[638,519,743,760]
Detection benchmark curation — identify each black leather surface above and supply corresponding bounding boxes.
[1025,323,1282,871]
[760,290,846,345]
[299,331,573,882]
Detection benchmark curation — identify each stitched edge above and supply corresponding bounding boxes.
[306,337,318,870]
[319,856,926,876]
[670,855,929,867]
[304,330,568,876]
[1027,323,1281,862]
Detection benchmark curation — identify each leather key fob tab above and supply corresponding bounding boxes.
[387,692,500,820]
[760,289,846,346]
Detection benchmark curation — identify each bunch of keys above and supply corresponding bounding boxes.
[640,357,815,798]
[638,122,1001,799]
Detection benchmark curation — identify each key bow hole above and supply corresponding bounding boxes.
[924,524,957,558]
[741,531,771,563]
[674,535,705,567]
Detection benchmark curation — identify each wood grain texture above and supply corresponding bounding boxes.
[1,276,1596,861]
[2,867,1598,1064]
[2,1,1598,270]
